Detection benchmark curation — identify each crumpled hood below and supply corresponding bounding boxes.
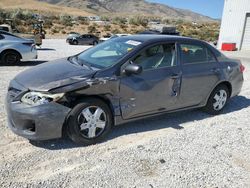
[14,58,97,91]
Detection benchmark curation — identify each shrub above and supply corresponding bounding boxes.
[112,17,126,25]
[100,16,110,22]
[104,24,111,31]
[43,19,53,29]
[111,28,121,34]
[88,24,97,33]
[60,14,73,27]
[51,27,59,34]
[129,16,148,27]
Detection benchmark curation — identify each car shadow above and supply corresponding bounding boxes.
[30,95,250,150]
[1,60,47,67]
[36,48,56,51]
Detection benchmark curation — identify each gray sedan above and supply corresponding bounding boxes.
[66,34,99,45]
[0,31,37,65]
[6,35,244,145]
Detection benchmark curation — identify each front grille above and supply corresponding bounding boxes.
[7,80,27,102]
[8,87,22,98]
[8,87,22,101]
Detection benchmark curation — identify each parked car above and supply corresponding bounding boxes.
[6,35,244,145]
[66,34,99,45]
[66,32,81,41]
[139,24,180,36]
[0,24,43,46]
[99,33,131,43]
[0,31,37,64]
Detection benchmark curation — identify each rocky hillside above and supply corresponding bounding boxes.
[0,0,91,16]
[37,0,216,22]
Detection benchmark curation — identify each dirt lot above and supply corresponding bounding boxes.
[0,40,250,188]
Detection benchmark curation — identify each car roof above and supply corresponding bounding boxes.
[120,34,201,43]
[0,30,30,41]
[0,30,11,35]
[0,30,19,37]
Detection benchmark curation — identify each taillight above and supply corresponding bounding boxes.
[22,42,33,46]
[240,64,245,73]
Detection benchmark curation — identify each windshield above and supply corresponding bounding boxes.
[76,38,143,68]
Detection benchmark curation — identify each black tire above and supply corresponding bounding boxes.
[67,98,113,145]
[73,40,78,45]
[93,41,98,46]
[203,84,229,115]
[1,51,21,65]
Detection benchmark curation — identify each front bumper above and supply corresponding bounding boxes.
[5,95,71,141]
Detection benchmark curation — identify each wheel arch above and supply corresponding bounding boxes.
[205,81,232,106]
[62,94,115,137]
[214,81,232,97]
[0,49,22,59]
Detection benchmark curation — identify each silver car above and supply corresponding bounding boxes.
[0,31,37,65]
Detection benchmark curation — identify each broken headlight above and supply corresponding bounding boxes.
[21,92,64,105]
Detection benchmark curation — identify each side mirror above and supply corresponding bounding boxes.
[124,64,142,75]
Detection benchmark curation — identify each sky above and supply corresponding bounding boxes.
[147,0,225,19]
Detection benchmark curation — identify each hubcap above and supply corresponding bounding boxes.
[6,53,18,64]
[77,106,106,139]
[213,89,227,111]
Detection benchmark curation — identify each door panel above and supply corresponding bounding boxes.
[180,62,221,107]
[79,35,87,45]
[119,42,183,119]
[119,66,181,119]
[178,43,221,107]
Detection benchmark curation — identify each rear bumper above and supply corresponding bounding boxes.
[5,96,71,141]
[21,47,38,61]
[231,74,244,97]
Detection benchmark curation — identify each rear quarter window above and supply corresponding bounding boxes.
[212,48,229,61]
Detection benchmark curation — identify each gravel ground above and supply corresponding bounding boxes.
[0,40,249,188]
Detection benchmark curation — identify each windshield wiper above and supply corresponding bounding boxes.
[79,59,93,70]
[68,56,93,70]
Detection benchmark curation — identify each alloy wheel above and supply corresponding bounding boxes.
[213,89,227,111]
[77,106,107,139]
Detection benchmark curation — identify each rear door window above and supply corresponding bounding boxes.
[180,44,217,65]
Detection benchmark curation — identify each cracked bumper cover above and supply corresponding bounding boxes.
[6,97,71,141]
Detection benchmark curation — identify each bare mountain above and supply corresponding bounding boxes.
[37,0,216,22]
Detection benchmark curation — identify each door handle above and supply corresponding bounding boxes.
[211,68,220,73]
[171,74,180,79]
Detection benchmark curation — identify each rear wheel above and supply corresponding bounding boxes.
[93,41,98,46]
[204,85,229,115]
[67,99,113,145]
[1,51,21,65]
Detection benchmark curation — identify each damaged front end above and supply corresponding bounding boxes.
[6,73,121,140]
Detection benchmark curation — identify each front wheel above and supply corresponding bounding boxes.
[73,40,78,45]
[67,99,113,145]
[203,85,229,115]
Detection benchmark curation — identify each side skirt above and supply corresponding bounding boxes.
[114,104,205,126]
